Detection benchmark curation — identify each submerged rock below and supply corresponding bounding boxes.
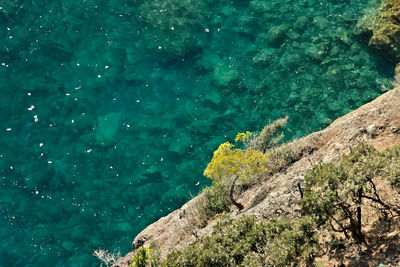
[94,112,122,147]
[294,16,309,33]
[356,0,400,60]
[212,61,238,87]
[266,24,289,48]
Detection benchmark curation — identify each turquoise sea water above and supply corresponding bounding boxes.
[0,0,394,266]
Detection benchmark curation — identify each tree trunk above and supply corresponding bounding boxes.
[352,188,364,243]
[229,176,244,210]
[297,182,303,199]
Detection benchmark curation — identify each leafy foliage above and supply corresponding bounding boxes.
[200,117,289,217]
[129,247,158,267]
[234,131,253,148]
[203,142,269,184]
[163,215,319,267]
[198,183,231,219]
[301,143,400,242]
[263,216,319,266]
[381,145,400,189]
[163,215,268,267]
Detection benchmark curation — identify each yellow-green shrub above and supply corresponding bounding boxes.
[200,117,288,217]
[234,131,253,147]
[203,142,269,184]
[129,247,158,267]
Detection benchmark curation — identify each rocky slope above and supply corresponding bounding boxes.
[113,84,400,266]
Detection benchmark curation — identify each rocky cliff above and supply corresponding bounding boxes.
[114,84,400,266]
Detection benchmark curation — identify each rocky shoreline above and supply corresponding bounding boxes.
[111,1,400,264]
[114,84,400,266]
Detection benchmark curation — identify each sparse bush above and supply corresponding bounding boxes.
[163,215,319,266]
[250,116,288,153]
[266,141,307,173]
[129,247,159,267]
[198,183,230,219]
[381,145,400,189]
[302,143,400,243]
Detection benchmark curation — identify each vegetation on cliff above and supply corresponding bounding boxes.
[199,117,288,216]
[163,215,319,267]
[124,142,400,266]
[302,143,400,243]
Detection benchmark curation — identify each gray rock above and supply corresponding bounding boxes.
[366,124,378,138]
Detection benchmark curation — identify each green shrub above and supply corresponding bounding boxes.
[301,143,400,243]
[129,247,158,267]
[263,216,319,266]
[199,183,230,219]
[381,145,400,189]
[200,117,288,215]
[163,215,267,267]
[163,215,319,267]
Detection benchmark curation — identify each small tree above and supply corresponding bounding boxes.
[301,143,398,243]
[203,142,270,184]
[203,141,269,209]
[203,117,288,211]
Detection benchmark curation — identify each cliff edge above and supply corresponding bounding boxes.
[114,85,400,266]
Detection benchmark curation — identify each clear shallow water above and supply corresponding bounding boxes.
[0,0,394,266]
